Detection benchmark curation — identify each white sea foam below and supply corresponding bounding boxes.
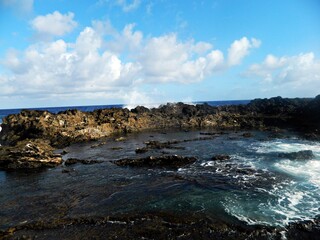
[223,180,320,227]
[275,159,320,187]
[252,140,320,156]
[223,139,320,227]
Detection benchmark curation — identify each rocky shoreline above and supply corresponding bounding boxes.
[0,95,319,170]
[1,211,319,239]
[1,96,320,239]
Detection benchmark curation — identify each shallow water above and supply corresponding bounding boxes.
[0,130,319,231]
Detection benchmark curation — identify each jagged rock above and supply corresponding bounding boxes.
[242,132,253,138]
[211,155,231,161]
[113,155,197,168]
[64,158,103,166]
[286,218,320,240]
[110,147,123,150]
[1,96,320,149]
[278,150,314,160]
[0,139,62,169]
[115,137,126,142]
[0,95,319,170]
[135,148,149,154]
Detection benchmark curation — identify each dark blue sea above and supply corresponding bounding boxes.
[0,100,250,124]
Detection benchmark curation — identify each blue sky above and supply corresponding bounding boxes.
[0,0,319,109]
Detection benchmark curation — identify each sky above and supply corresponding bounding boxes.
[0,0,319,109]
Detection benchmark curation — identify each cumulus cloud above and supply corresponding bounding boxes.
[0,20,260,104]
[228,37,261,66]
[138,34,224,83]
[244,52,320,94]
[31,11,77,38]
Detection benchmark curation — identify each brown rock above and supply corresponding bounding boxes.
[0,139,62,169]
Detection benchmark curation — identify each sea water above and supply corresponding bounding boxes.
[0,129,319,232]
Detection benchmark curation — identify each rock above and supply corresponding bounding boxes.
[64,158,103,166]
[1,95,320,150]
[113,155,197,168]
[115,137,126,142]
[0,139,62,169]
[242,132,253,138]
[135,148,148,154]
[278,150,314,160]
[211,155,231,161]
[110,147,123,150]
[200,132,216,135]
[286,218,320,240]
[90,142,106,148]
[0,95,320,170]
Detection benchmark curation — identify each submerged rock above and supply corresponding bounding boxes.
[64,158,103,166]
[211,155,231,161]
[0,139,62,169]
[113,155,197,168]
[278,150,314,160]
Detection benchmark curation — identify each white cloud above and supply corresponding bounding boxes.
[137,34,225,83]
[0,20,260,105]
[31,11,77,38]
[1,0,33,14]
[116,0,141,12]
[228,37,261,66]
[244,52,320,94]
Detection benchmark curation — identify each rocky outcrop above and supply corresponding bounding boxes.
[278,150,314,160]
[211,154,231,161]
[2,212,319,240]
[1,96,319,149]
[113,155,197,168]
[0,95,319,169]
[64,158,103,166]
[0,139,62,169]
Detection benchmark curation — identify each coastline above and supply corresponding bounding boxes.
[0,95,320,239]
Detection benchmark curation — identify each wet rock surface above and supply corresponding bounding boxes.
[0,139,62,169]
[64,158,103,166]
[1,213,319,240]
[113,155,197,168]
[278,150,315,160]
[211,154,231,161]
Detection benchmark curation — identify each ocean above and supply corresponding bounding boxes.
[0,100,250,124]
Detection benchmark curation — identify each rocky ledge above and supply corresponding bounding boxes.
[113,155,197,168]
[0,95,319,169]
[1,212,319,240]
[0,139,62,169]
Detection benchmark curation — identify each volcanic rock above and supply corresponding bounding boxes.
[113,155,197,168]
[278,150,314,160]
[0,139,62,169]
[64,158,103,166]
[211,155,231,161]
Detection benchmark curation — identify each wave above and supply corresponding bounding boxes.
[222,139,320,227]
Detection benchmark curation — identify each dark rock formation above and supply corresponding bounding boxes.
[113,155,197,168]
[0,139,62,169]
[64,158,103,166]
[0,95,319,170]
[242,132,253,138]
[4,212,319,240]
[0,212,284,240]
[286,218,320,240]
[211,155,231,161]
[278,150,314,160]
[1,95,319,149]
